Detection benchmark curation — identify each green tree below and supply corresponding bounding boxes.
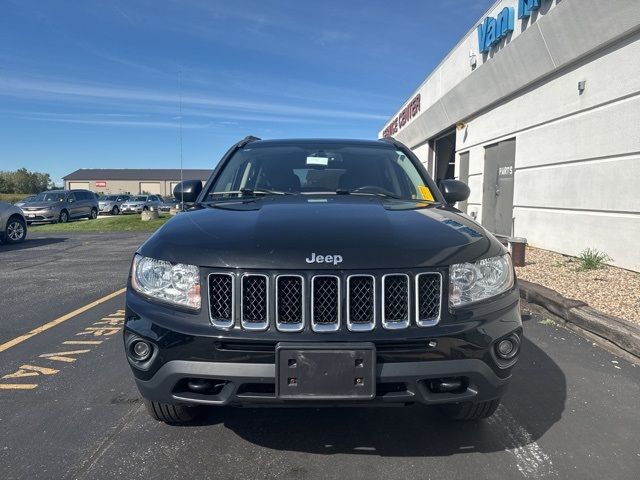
[0,168,53,194]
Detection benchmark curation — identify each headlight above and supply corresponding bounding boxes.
[131,254,201,309]
[449,254,514,308]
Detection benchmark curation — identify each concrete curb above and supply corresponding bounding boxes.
[519,279,640,360]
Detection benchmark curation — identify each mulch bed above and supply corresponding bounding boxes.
[515,247,640,324]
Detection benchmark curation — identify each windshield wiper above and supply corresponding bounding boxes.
[336,188,403,200]
[204,189,293,202]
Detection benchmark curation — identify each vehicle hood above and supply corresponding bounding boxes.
[139,196,505,269]
[123,202,144,206]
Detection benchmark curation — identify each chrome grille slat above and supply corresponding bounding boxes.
[347,275,375,332]
[382,274,410,329]
[241,274,269,331]
[416,273,442,327]
[276,275,304,332]
[311,275,340,332]
[208,270,442,332]
[208,273,234,329]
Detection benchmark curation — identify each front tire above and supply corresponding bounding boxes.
[144,399,201,424]
[89,208,98,220]
[440,398,501,421]
[59,210,69,223]
[3,216,27,244]
[111,206,120,215]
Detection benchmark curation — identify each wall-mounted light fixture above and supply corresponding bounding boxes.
[469,51,477,69]
[578,80,586,94]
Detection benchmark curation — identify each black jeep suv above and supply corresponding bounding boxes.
[124,137,521,424]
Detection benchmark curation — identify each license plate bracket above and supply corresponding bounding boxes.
[276,342,376,400]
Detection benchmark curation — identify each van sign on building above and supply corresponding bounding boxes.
[518,0,545,18]
[477,7,514,53]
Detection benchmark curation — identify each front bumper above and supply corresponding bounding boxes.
[133,357,511,407]
[121,205,144,213]
[124,286,522,407]
[22,211,56,222]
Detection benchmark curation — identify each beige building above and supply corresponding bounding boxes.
[63,169,211,197]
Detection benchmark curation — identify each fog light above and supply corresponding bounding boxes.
[498,339,514,356]
[130,340,152,361]
[495,334,520,360]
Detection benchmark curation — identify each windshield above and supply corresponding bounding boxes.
[33,192,66,202]
[131,196,147,201]
[102,195,118,201]
[206,143,435,201]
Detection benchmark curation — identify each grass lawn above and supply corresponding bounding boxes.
[30,214,171,233]
[1,193,31,203]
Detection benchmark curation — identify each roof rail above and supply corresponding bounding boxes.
[237,135,261,148]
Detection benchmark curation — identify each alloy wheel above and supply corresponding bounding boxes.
[7,220,25,241]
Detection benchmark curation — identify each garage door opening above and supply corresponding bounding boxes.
[139,182,161,195]
[433,130,456,182]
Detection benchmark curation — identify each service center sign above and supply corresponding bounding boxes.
[382,94,421,138]
[95,181,107,188]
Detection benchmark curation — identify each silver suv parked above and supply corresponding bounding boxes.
[98,194,130,215]
[0,201,27,244]
[120,195,162,214]
[21,190,99,224]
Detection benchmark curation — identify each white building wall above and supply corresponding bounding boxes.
[458,34,640,271]
[380,0,640,271]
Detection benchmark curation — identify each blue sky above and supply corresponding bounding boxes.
[0,0,489,184]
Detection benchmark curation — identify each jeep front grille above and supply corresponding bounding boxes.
[276,275,304,332]
[311,275,340,332]
[206,270,442,332]
[241,274,268,330]
[347,275,375,331]
[208,273,234,329]
[382,274,410,329]
[416,273,442,326]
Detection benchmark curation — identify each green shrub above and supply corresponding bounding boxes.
[577,248,611,271]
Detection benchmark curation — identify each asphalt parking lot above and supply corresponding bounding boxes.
[1,232,639,480]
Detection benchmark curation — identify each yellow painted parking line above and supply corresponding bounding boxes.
[0,384,38,390]
[2,364,59,378]
[0,288,125,353]
[63,340,103,345]
[40,350,91,363]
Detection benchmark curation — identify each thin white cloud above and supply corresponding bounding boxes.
[0,75,387,121]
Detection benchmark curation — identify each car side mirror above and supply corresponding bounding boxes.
[173,180,202,203]
[68,198,75,203]
[439,179,470,205]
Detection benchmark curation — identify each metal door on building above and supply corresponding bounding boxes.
[457,151,470,214]
[482,138,515,237]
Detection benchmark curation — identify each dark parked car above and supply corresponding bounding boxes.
[124,137,521,424]
[0,201,27,244]
[20,190,98,224]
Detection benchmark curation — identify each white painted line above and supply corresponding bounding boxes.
[488,405,557,478]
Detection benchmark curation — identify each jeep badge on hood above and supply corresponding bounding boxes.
[305,252,343,265]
